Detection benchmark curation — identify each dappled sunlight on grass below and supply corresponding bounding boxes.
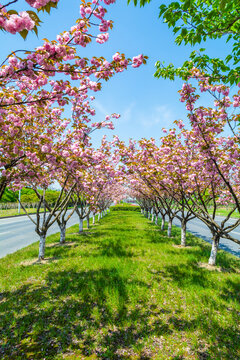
[0,211,239,359]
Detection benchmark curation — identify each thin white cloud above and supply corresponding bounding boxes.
[94,100,135,125]
[94,100,109,116]
[119,102,136,124]
[141,105,175,128]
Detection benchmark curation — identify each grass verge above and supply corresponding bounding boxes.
[0,211,239,359]
[0,207,74,218]
[0,208,44,217]
[208,207,240,218]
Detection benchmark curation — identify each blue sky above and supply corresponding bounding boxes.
[1,0,233,146]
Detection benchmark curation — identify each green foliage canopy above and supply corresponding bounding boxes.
[128,0,240,85]
[0,187,60,203]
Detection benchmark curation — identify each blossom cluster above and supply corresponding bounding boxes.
[0,0,59,35]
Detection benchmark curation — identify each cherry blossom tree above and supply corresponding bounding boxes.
[1,0,147,201]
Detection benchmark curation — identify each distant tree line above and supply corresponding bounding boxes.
[0,187,60,204]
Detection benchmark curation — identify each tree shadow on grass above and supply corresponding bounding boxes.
[98,238,135,258]
[185,229,240,260]
[147,262,214,291]
[168,313,239,359]
[162,260,240,305]
[162,262,219,290]
[97,227,140,234]
[144,229,170,245]
[147,223,240,271]
[147,262,240,359]
[0,267,174,359]
[219,277,240,304]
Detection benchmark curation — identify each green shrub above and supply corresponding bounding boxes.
[0,188,18,203]
[21,194,39,203]
[111,204,140,212]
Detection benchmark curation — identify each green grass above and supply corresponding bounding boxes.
[209,207,240,218]
[0,207,74,218]
[0,211,239,359]
[110,204,140,211]
[0,208,44,217]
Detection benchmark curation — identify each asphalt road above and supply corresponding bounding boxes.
[0,212,239,259]
[0,211,81,259]
[173,216,240,258]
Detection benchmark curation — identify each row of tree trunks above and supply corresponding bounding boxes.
[144,209,221,265]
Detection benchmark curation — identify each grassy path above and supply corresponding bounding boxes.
[0,211,239,359]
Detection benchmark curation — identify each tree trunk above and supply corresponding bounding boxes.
[0,179,7,202]
[148,211,151,220]
[151,214,154,222]
[208,234,220,266]
[167,218,172,237]
[161,216,165,231]
[87,215,90,229]
[100,212,103,219]
[79,218,83,233]
[59,223,66,244]
[155,214,158,225]
[181,219,187,247]
[92,214,95,225]
[98,213,101,221]
[38,233,46,260]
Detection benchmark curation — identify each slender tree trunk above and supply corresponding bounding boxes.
[208,234,220,266]
[38,233,46,260]
[167,218,172,237]
[87,215,90,229]
[92,214,95,224]
[155,214,158,225]
[148,211,151,220]
[0,180,7,202]
[161,216,165,231]
[98,213,101,221]
[151,213,154,222]
[79,218,83,233]
[181,219,187,247]
[100,212,103,219]
[59,223,66,244]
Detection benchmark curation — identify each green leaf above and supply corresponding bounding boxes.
[182,0,191,11]
[159,4,167,17]
[220,0,227,11]
[19,29,28,40]
[27,11,42,26]
[33,25,39,37]
[7,10,18,15]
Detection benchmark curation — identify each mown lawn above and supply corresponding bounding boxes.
[0,207,74,218]
[208,207,240,219]
[0,208,42,217]
[0,211,239,359]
